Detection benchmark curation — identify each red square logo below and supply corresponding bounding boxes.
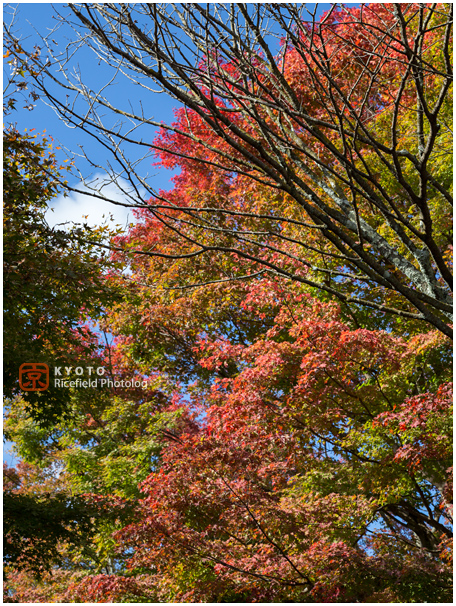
[19,363,49,391]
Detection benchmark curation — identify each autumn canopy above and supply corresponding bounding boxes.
[3,3,453,603]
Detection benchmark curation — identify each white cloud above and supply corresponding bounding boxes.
[46,173,146,231]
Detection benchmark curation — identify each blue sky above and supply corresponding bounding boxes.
[4,3,182,233]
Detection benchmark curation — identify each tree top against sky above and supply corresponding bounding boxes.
[3,3,453,336]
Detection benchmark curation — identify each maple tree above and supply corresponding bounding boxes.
[3,319,197,601]
[5,3,452,334]
[100,271,452,602]
[5,248,452,602]
[3,462,97,578]
[3,3,453,603]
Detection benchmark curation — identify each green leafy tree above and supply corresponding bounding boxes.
[3,463,97,578]
[3,127,119,424]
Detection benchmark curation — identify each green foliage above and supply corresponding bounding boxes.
[3,127,119,424]
[3,473,96,578]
